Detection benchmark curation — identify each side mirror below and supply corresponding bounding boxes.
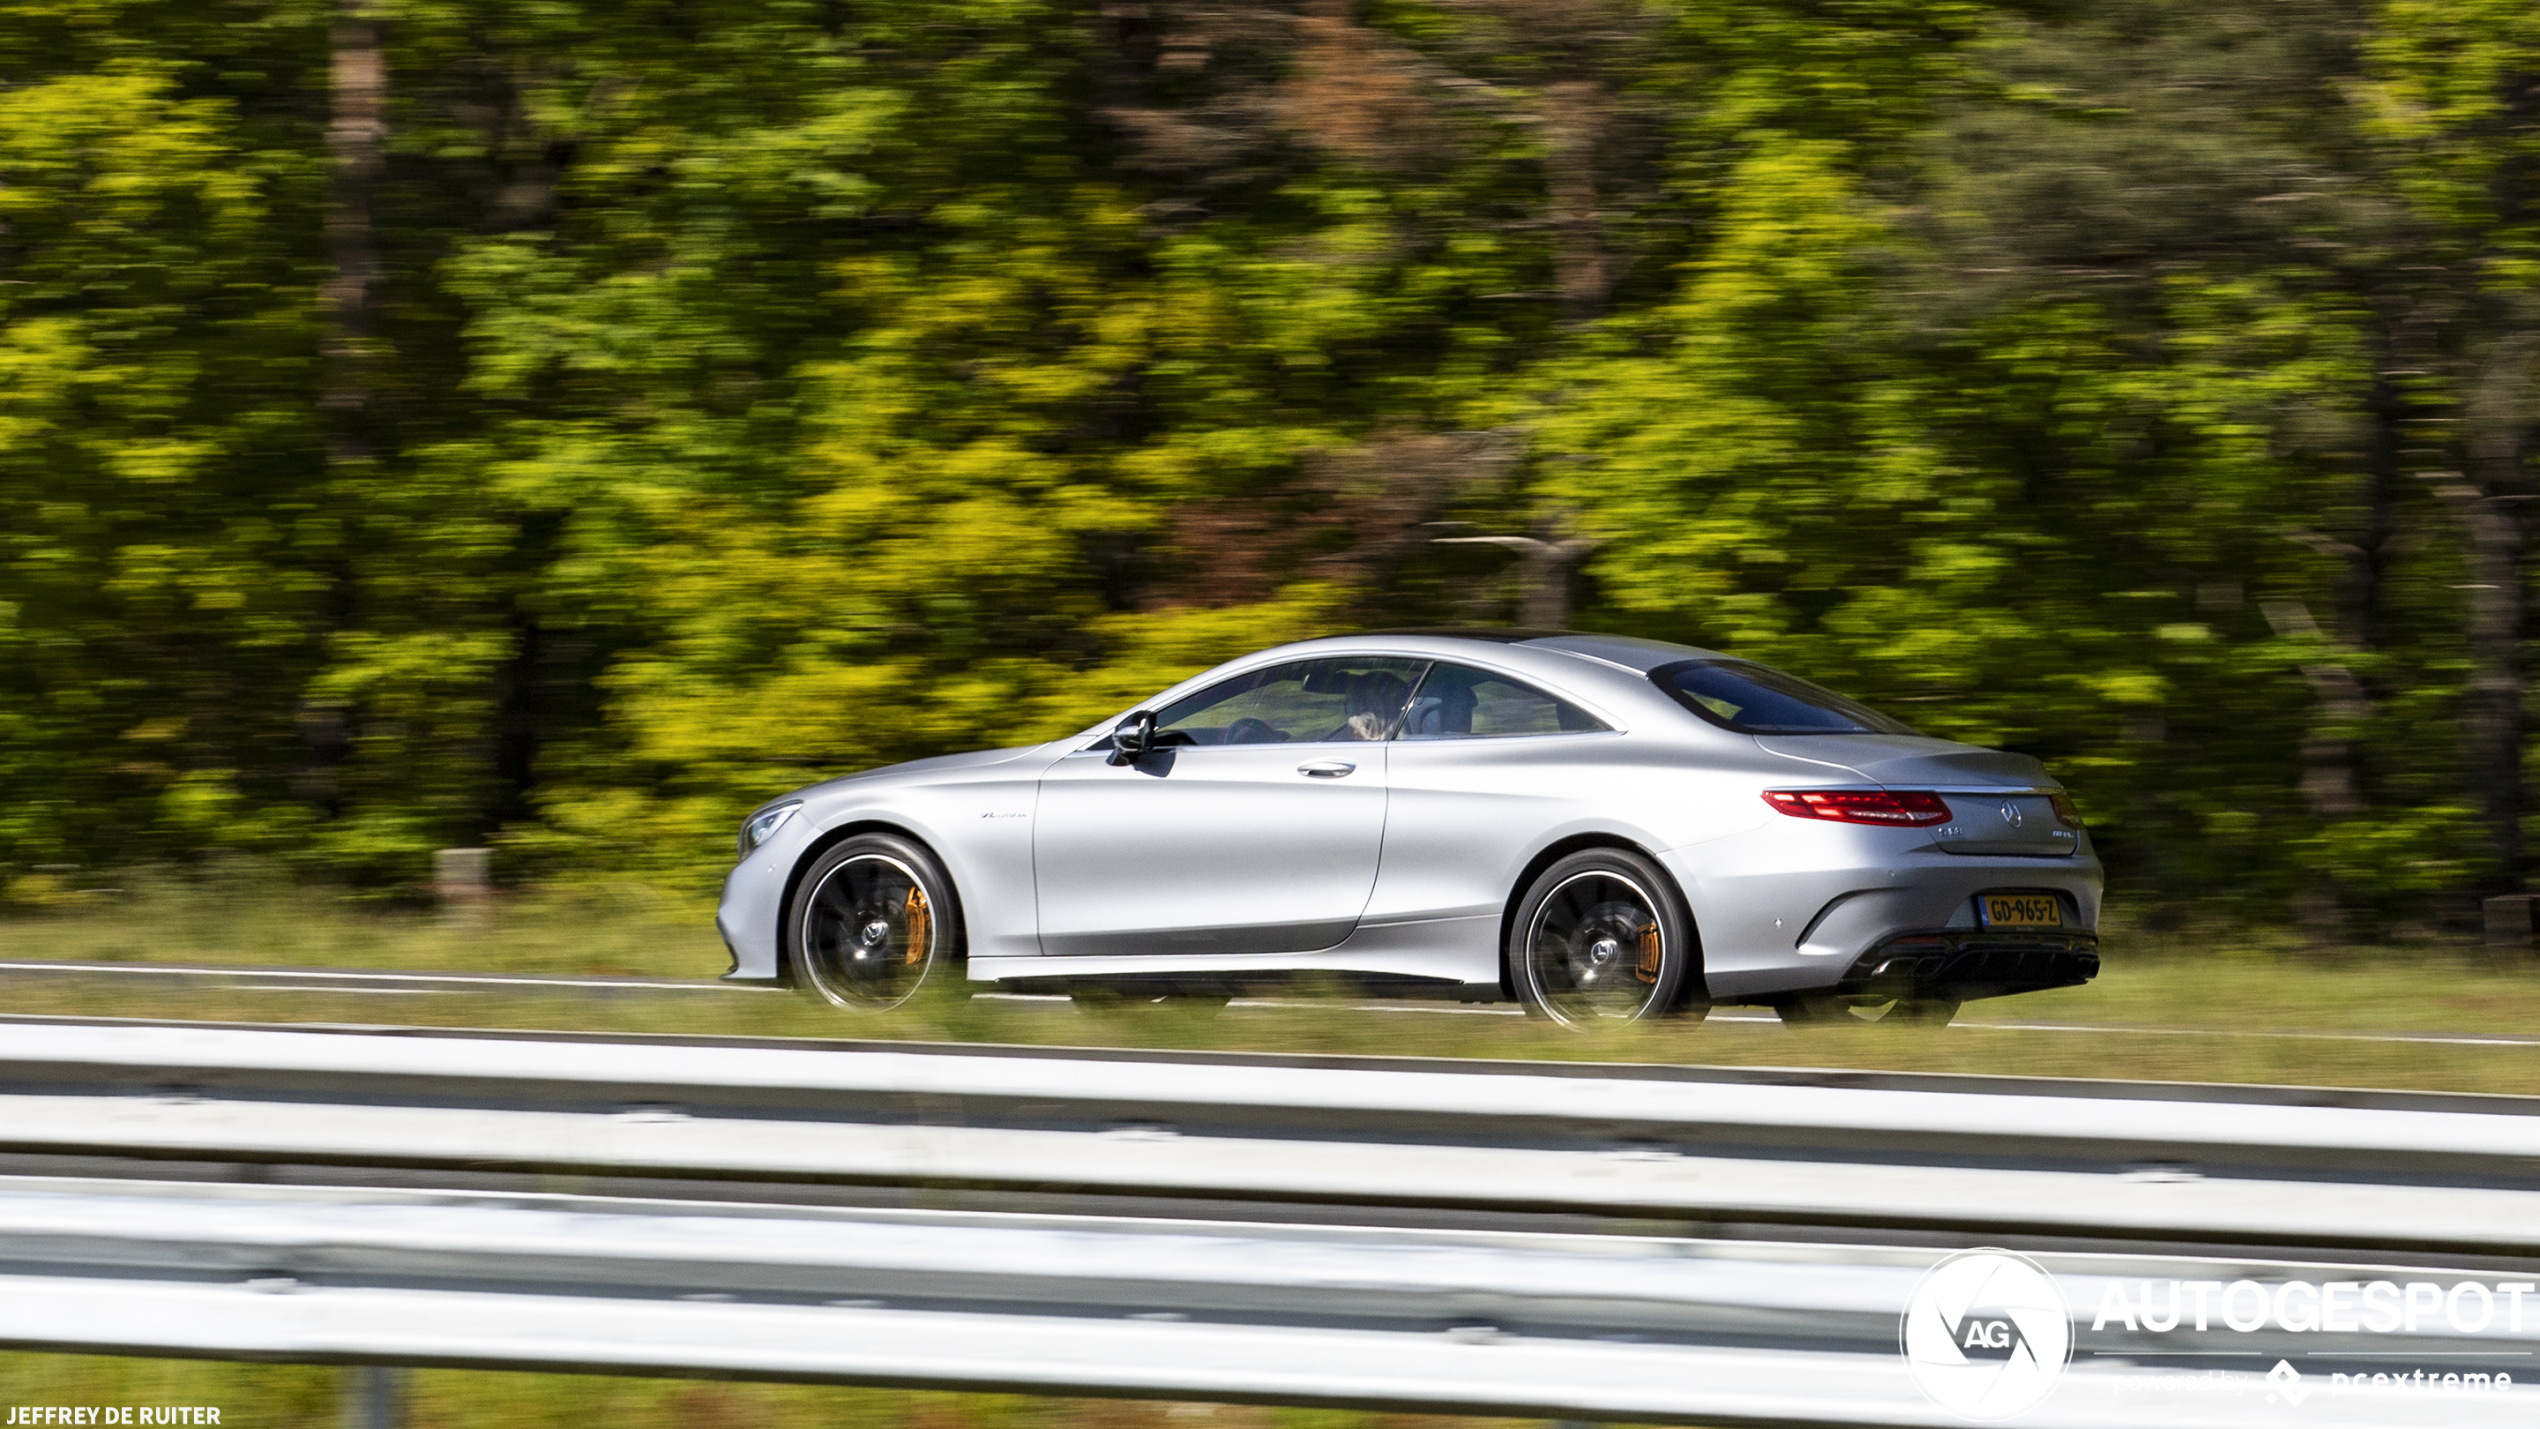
[1108,710,1158,766]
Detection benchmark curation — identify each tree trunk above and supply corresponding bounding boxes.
[301,0,387,818]
[2262,599,2370,822]
[2294,360,2403,824]
[1542,81,1608,324]
[2455,333,2537,891]
[321,0,385,459]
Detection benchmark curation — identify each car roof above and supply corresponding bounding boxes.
[1347,628,1723,674]
[1056,628,1738,745]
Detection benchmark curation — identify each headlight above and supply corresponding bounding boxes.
[737,802,801,860]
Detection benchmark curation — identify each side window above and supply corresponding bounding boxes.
[1152,657,1427,745]
[1400,663,1610,740]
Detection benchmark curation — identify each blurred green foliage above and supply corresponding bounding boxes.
[5,0,2540,932]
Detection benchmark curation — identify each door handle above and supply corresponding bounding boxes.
[1297,761,1356,778]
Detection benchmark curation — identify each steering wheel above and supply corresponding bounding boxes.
[1225,717,1284,744]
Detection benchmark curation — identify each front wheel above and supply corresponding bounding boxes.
[1508,848,1701,1028]
[787,833,963,1010]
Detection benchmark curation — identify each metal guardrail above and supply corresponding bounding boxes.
[0,1016,2534,1426]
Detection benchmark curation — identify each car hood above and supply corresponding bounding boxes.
[784,744,1047,802]
[1753,734,2056,789]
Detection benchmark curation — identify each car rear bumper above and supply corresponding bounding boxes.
[1835,928,2100,1003]
[1663,822,2103,1002]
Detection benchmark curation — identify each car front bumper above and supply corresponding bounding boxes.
[717,821,815,984]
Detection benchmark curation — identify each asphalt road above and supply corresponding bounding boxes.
[2,957,2535,1048]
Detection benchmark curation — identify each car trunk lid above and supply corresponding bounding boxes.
[1756,735,2077,856]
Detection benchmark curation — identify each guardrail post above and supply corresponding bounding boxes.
[433,847,492,928]
[345,1365,402,1429]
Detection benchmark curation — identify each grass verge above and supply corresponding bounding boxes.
[1,881,2537,1095]
[0,1355,1570,1429]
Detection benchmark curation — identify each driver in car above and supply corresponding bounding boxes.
[1338,669,1411,741]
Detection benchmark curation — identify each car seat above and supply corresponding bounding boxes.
[1403,681,1476,737]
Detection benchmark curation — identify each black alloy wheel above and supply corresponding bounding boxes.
[1509,847,1702,1028]
[787,833,962,1009]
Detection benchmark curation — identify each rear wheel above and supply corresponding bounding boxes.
[787,833,961,1010]
[1508,848,1700,1028]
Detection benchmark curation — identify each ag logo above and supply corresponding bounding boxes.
[1900,1249,2072,1420]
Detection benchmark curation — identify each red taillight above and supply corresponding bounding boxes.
[2048,791,2083,829]
[1763,789,1954,827]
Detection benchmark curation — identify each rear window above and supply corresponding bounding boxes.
[1649,659,1918,736]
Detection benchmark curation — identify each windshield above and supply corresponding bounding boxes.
[1649,659,1918,736]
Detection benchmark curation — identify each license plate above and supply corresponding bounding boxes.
[1979,893,2063,930]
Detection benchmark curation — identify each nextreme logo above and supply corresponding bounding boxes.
[1900,1249,2074,1421]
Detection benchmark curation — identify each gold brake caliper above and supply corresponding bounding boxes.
[1635,922,1662,984]
[903,885,931,965]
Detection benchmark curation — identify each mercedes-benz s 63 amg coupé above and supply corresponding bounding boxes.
[717,631,2101,1027]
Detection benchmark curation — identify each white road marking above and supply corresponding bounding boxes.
[1952,1017,2540,1048]
[1223,999,2540,1048]
[0,961,779,994]
[223,985,454,997]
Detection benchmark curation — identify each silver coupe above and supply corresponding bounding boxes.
[716,631,2102,1027]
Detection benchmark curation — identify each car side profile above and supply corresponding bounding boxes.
[716,630,2102,1027]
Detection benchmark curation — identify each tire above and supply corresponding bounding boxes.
[786,833,962,1010]
[1508,847,1700,1028]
